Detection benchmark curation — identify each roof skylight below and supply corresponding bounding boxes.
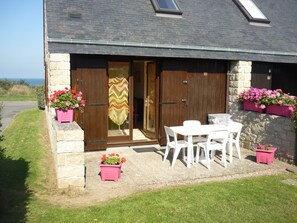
[151,0,182,15]
[233,0,270,24]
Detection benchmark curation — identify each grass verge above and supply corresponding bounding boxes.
[0,109,297,222]
[0,95,37,101]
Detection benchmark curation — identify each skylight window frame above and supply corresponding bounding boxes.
[150,0,183,15]
[233,0,270,24]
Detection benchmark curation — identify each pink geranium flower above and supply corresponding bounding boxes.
[238,87,295,107]
[49,87,86,111]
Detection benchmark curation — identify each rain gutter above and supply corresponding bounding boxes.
[48,38,297,57]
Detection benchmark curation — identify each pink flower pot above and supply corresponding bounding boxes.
[243,100,265,113]
[266,105,294,117]
[55,109,74,123]
[256,148,277,165]
[99,163,122,182]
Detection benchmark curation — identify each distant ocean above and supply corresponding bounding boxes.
[0,78,45,86]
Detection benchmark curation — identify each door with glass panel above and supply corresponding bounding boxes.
[143,62,157,138]
[107,62,132,142]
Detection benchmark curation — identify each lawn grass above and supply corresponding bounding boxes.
[0,109,297,222]
[0,95,37,101]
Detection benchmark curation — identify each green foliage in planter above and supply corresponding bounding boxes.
[291,97,297,130]
[35,85,45,110]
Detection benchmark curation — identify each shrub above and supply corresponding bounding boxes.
[0,79,13,91]
[15,79,29,86]
[35,85,45,110]
[0,102,4,159]
[0,87,7,95]
[8,85,33,96]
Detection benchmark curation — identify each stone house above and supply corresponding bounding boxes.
[43,0,297,188]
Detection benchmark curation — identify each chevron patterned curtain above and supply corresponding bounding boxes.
[108,62,129,129]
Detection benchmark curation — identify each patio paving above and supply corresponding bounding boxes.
[80,145,297,206]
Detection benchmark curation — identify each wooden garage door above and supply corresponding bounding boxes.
[188,60,227,124]
[159,60,227,143]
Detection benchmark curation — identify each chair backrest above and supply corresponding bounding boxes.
[164,126,177,144]
[207,130,229,147]
[228,122,243,140]
[183,120,201,127]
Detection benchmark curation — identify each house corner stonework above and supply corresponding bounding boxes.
[46,53,86,189]
[228,60,252,114]
[48,53,71,95]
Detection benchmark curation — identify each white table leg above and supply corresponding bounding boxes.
[187,135,193,168]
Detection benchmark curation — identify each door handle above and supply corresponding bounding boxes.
[181,99,187,103]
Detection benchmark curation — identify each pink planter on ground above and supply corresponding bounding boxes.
[56,109,74,123]
[99,163,122,182]
[266,104,294,117]
[243,100,265,113]
[256,148,277,165]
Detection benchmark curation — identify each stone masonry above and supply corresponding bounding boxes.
[232,110,296,164]
[228,60,296,164]
[48,53,71,95]
[228,60,252,113]
[46,53,86,189]
[46,110,85,189]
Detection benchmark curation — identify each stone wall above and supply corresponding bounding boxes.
[48,53,71,96]
[228,60,296,164]
[231,109,296,164]
[46,110,85,189]
[228,60,252,113]
[45,52,85,189]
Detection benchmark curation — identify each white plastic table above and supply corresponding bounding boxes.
[170,124,227,168]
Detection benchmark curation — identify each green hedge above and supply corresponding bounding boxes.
[0,102,4,158]
[35,85,45,110]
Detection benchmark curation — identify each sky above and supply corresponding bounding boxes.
[0,0,44,79]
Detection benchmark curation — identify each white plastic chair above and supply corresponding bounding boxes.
[163,126,188,167]
[227,121,243,163]
[183,120,206,143]
[183,120,201,126]
[195,130,229,170]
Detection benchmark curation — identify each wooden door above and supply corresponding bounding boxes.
[159,61,188,143]
[188,60,227,124]
[71,56,108,151]
[187,72,208,123]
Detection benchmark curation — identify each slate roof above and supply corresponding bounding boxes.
[45,0,297,63]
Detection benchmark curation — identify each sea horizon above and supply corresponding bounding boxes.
[0,78,45,86]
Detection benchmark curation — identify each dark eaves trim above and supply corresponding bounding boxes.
[48,38,297,57]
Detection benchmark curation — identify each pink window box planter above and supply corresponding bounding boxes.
[55,109,74,123]
[99,163,122,182]
[243,100,265,113]
[256,148,277,165]
[266,104,294,117]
